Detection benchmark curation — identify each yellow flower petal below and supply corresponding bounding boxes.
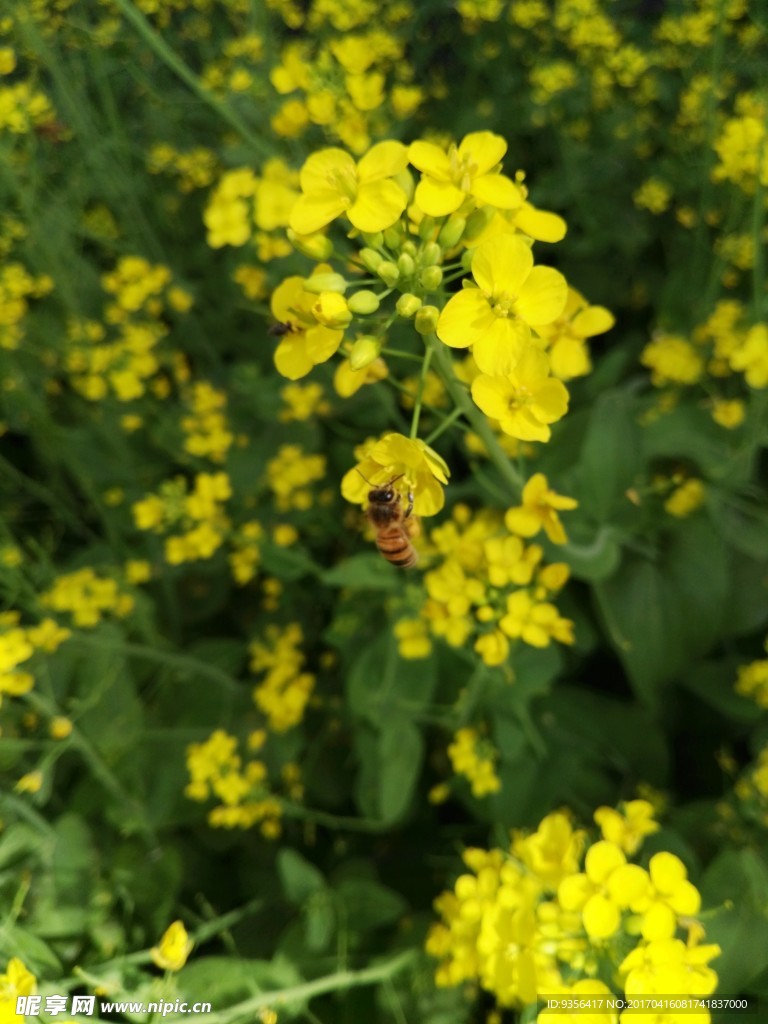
[470,172,521,210]
[583,894,621,939]
[348,178,407,231]
[572,306,615,337]
[515,266,568,326]
[414,177,465,216]
[290,192,349,235]
[470,373,512,421]
[274,335,314,380]
[585,840,626,883]
[299,147,356,193]
[408,140,452,179]
[531,378,570,422]
[457,130,507,175]
[437,288,496,349]
[515,204,567,242]
[357,140,408,181]
[472,233,533,297]
[471,317,531,374]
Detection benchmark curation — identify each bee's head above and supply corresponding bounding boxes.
[369,485,397,504]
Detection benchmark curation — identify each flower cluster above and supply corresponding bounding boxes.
[427,806,719,1016]
[249,623,315,732]
[0,613,70,702]
[447,727,501,798]
[641,300,767,428]
[40,569,134,628]
[132,471,232,566]
[185,728,290,837]
[389,476,576,665]
[0,262,53,351]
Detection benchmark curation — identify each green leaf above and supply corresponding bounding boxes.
[0,926,62,972]
[320,553,400,590]
[578,390,642,522]
[334,877,407,932]
[260,543,319,581]
[177,957,304,1011]
[304,891,335,952]
[556,526,622,582]
[702,849,768,993]
[594,517,729,701]
[378,714,424,823]
[278,849,326,905]
[679,658,762,722]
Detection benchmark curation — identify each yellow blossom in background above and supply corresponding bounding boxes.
[594,800,659,854]
[49,716,74,740]
[641,332,704,386]
[664,478,705,518]
[735,658,768,707]
[448,727,501,797]
[16,771,43,794]
[505,473,578,544]
[151,921,193,972]
[342,432,450,516]
[536,287,615,380]
[633,178,672,213]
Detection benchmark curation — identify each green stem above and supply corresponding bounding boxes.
[424,406,466,445]
[68,635,241,692]
[211,950,418,1024]
[428,336,523,497]
[110,0,274,157]
[25,690,160,847]
[279,802,392,833]
[409,344,434,439]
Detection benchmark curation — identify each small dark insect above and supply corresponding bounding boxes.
[362,473,419,569]
[268,321,293,337]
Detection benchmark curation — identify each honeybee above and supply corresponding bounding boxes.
[363,474,419,568]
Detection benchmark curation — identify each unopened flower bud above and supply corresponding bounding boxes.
[303,272,347,295]
[347,290,381,315]
[312,291,352,328]
[377,261,400,287]
[460,248,475,272]
[397,253,416,278]
[414,305,440,335]
[349,336,382,370]
[402,240,417,258]
[287,230,334,261]
[419,266,443,291]
[438,215,467,249]
[396,293,423,318]
[360,248,383,273]
[383,226,403,249]
[420,241,442,266]
[418,216,437,240]
[361,232,383,249]
[464,207,492,242]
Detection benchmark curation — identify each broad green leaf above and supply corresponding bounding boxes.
[0,926,62,972]
[260,543,319,580]
[702,849,768,993]
[557,525,622,582]
[321,553,400,590]
[680,658,762,722]
[278,848,326,905]
[594,517,729,701]
[578,390,642,522]
[378,714,424,822]
[334,877,407,932]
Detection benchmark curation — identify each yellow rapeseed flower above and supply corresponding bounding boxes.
[151,921,193,972]
[289,141,408,234]
[437,233,568,374]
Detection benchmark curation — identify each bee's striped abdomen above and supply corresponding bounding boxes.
[376,527,418,568]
